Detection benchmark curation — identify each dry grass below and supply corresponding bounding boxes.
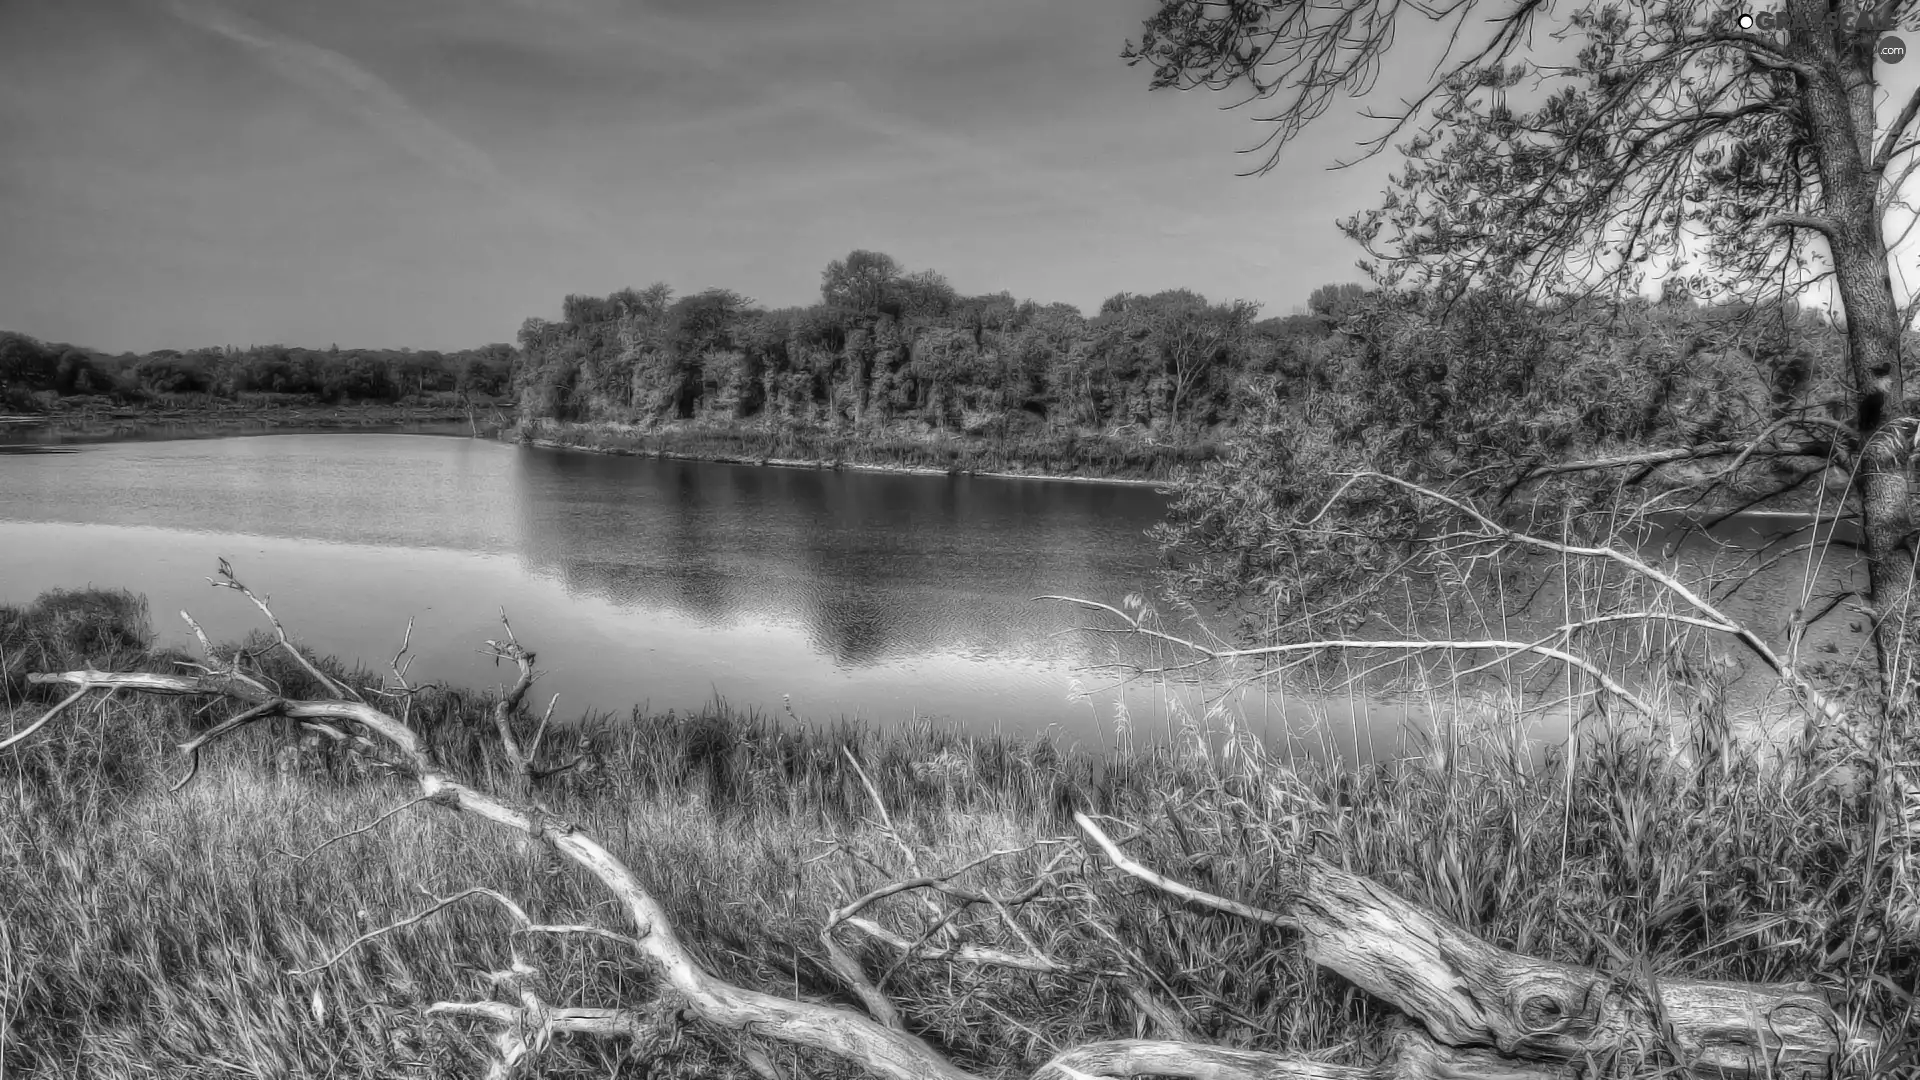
[0,590,1913,1078]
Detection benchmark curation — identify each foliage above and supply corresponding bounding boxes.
[1157,287,1850,636]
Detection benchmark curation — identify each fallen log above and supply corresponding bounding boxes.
[1076,814,1879,1079]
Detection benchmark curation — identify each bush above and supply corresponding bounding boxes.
[0,589,153,700]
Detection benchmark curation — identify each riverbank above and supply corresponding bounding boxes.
[0,586,1907,1077]
[0,398,506,446]
[510,417,1212,485]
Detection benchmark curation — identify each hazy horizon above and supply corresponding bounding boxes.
[0,0,1473,355]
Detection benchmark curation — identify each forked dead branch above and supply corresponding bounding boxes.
[12,564,1889,1078]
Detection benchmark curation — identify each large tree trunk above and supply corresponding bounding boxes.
[1804,35,1916,723]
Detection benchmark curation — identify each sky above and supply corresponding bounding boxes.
[5,1,1915,354]
[0,0,1468,353]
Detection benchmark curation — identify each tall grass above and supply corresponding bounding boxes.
[0,589,1913,1078]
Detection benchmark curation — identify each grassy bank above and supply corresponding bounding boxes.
[0,588,1913,1078]
[511,417,1215,484]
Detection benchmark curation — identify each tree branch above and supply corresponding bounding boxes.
[208,559,362,703]
[1036,596,1663,718]
[1875,85,1920,174]
[1314,471,1852,729]
[0,684,91,752]
[1760,212,1842,239]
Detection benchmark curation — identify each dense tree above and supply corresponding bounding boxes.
[820,249,903,313]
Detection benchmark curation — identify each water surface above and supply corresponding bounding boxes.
[3,432,1855,757]
[1,434,1362,750]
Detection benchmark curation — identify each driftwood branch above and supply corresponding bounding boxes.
[0,684,91,752]
[425,959,688,1080]
[1033,1026,1588,1079]
[208,558,362,703]
[482,609,542,787]
[271,794,430,863]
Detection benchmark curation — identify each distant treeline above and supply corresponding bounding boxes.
[0,335,516,413]
[509,251,1874,460]
[4,250,1867,460]
[511,250,1348,436]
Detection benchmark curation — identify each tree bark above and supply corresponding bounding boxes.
[1075,814,1880,1080]
[1802,26,1916,722]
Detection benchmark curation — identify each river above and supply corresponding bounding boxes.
[0,432,1347,752]
[0,431,1864,759]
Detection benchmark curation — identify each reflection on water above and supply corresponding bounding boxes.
[0,434,1313,749]
[507,448,1160,670]
[0,433,1871,759]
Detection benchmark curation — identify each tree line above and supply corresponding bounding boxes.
[0,334,516,413]
[512,250,1862,453]
[3,252,1865,480]
[511,249,1296,436]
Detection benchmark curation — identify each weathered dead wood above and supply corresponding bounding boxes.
[1077,813,1879,1079]
[481,610,573,789]
[0,683,91,751]
[1032,1027,1587,1079]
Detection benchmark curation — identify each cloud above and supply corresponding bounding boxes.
[162,0,588,234]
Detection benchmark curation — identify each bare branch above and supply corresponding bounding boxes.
[1075,815,1295,930]
[821,842,1052,1028]
[272,795,431,863]
[290,887,518,977]
[0,684,91,752]
[839,915,1107,976]
[1762,211,1842,239]
[1314,471,1852,727]
[1876,84,1920,174]
[1516,436,1842,484]
[208,559,363,703]
[1035,1038,1371,1079]
[1038,595,1662,718]
[427,975,686,1080]
[484,609,541,784]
